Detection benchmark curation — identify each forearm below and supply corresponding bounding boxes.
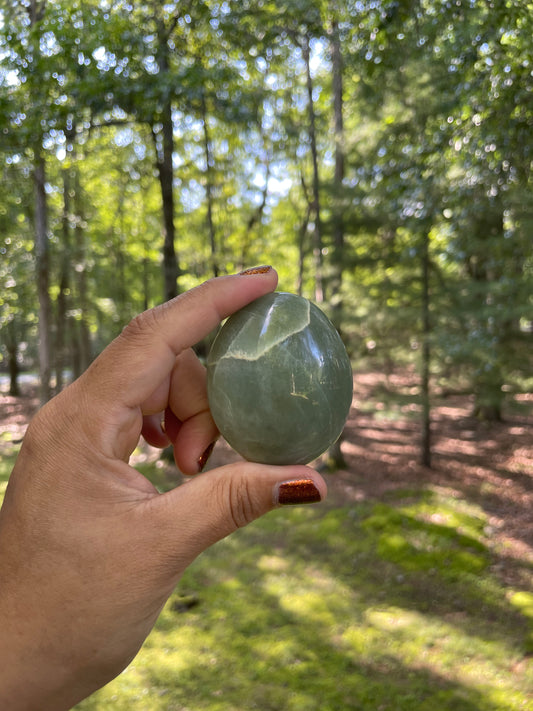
[0,593,79,711]
[0,502,88,711]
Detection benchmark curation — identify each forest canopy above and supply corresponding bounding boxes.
[1,0,532,426]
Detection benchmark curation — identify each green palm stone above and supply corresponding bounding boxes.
[207,292,353,465]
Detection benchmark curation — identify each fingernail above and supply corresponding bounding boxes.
[239,265,272,276]
[275,479,322,506]
[198,441,216,472]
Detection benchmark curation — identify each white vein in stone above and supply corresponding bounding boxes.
[217,297,311,362]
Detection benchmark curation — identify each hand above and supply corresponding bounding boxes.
[0,268,326,711]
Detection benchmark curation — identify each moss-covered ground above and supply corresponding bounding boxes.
[1,377,531,710]
[72,482,532,711]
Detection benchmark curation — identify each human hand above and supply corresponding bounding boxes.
[0,268,326,711]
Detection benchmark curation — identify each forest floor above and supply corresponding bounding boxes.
[2,369,531,587]
[209,369,533,589]
[2,371,532,710]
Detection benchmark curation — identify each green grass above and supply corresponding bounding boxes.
[74,470,533,711]
[3,380,531,710]
[2,437,531,709]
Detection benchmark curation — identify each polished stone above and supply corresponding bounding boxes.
[207,292,353,465]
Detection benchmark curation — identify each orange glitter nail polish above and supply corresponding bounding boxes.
[238,265,272,276]
[276,479,322,506]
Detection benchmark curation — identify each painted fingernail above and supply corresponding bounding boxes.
[198,441,216,472]
[275,479,322,506]
[239,265,272,276]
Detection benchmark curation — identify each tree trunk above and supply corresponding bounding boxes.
[115,178,128,325]
[6,321,20,397]
[34,146,52,405]
[140,181,151,311]
[150,103,180,302]
[472,372,504,421]
[329,17,345,331]
[420,230,431,468]
[302,34,324,304]
[201,91,219,278]
[142,255,150,312]
[326,16,348,471]
[161,103,179,300]
[73,168,91,374]
[55,168,72,393]
[241,144,270,270]
[152,9,179,301]
[296,182,311,298]
[467,207,506,421]
[8,346,20,397]
[28,0,52,404]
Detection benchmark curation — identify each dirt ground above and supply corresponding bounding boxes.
[208,371,533,587]
[2,371,532,587]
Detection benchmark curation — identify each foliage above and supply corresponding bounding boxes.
[0,0,532,415]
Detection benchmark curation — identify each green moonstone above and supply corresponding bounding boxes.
[207,292,353,465]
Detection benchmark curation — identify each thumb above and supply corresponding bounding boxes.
[148,462,327,568]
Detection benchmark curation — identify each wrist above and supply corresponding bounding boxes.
[0,584,76,711]
[0,522,83,711]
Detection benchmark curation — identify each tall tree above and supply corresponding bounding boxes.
[328,12,346,328]
[150,3,181,300]
[0,161,36,396]
[420,228,431,467]
[29,0,53,403]
[199,84,219,278]
[301,32,325,303]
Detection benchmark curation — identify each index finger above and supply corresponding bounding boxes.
[84,267,278,410]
